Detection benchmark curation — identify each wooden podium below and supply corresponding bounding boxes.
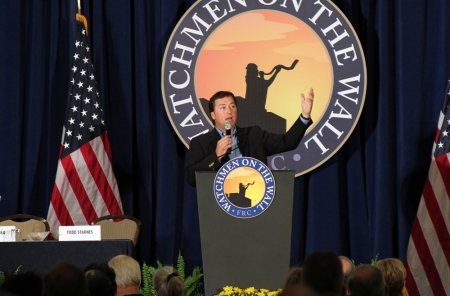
[195,170,295,295]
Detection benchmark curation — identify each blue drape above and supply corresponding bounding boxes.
[1,0,449,274]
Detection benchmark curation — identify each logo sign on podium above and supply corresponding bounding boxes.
[59,225,101,241]
[214,157,275,218]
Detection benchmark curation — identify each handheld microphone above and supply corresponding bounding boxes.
[216,128,247,161]
[225,122,232,154]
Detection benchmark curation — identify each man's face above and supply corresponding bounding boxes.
[210,96,237,132]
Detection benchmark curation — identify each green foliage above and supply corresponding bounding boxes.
[177,251,185,280]
[357,254,379,266]
[184,266,203,296]
[371,254,379,266]
[14,266,21,274]
[0,265,21,287]
[140,262,158,296]
[0,270,5,286]
[139,251,203,296]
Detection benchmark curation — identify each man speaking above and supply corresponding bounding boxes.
[185,88,314,186]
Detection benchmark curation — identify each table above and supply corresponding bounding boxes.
[0,240,135,276]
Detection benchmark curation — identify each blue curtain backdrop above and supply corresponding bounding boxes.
[1,0,449,274]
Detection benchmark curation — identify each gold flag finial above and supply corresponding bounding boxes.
[76,13,88,35]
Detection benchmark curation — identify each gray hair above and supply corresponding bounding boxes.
[338,255,355,284]
[108,255,141,288]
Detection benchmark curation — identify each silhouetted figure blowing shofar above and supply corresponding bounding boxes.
[200,59,299,133]
[227,181,255,208]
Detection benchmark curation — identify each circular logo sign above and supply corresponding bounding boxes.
[213,157,275,218]
[162,1,366,176]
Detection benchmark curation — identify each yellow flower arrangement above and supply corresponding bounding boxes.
[216,286,282,296]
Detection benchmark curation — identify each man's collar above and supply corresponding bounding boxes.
[215,126,237,137]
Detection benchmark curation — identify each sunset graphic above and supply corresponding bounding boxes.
[195,10,333,129]
[223,167,266,206]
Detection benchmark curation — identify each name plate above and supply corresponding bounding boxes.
[0,226,16,242]
[59,225,101,241]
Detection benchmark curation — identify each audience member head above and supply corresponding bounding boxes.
[281,267,302,296]
[152,266,185,296]
[108,255,142,296]
[338,256,355,283]
[338,255,355,296]
[85,269,115,296]
[375,258,406,296]
[347,264,386,296]
[83,262,117,295]
[42,262,88,296]
[0,271,42,296]
[301,251,345,296]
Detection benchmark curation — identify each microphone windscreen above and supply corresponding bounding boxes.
[225,122,231,135]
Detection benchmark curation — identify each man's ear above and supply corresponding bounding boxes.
[210,111,216,121]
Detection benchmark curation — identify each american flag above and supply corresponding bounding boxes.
[47,14,123,238]
[405,78,450,295]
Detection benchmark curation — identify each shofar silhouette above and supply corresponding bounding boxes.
[262,59,299,75]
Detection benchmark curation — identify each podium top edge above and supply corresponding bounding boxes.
[195,170,296,174]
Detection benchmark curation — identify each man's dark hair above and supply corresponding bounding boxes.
[42,262,87,296]
[85,269,116,296]
[208,91,236,112]
[347,264,385,296]
[83,262,117,294]
[301,251,343,295]
[0,271,42,296]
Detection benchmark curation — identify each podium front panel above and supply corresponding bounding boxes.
[196,170,295,295]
